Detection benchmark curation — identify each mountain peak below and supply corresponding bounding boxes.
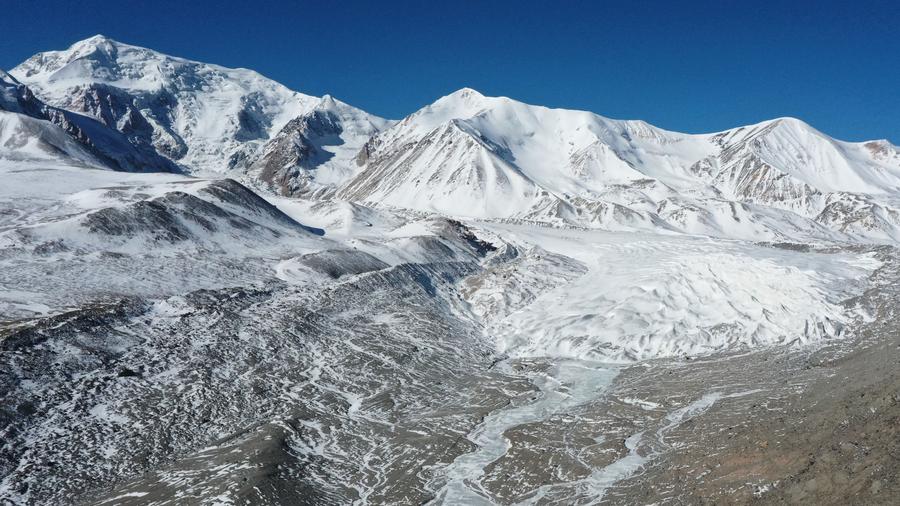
[436,88,488,105]
[67,33,123,54]
[78,34,115,44]
[11,34,137,84]
[764,117,834,141]
[770,116,812,129]
[317,94,338,111]
[10,35,331,175]
[417,87,496,121]
[448,87,485,99]
[717,116,821,143]
[434,87,491,107]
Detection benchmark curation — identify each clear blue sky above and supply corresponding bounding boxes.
[2,0,897,142]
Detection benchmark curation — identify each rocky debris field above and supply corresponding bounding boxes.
[2,244,899,505]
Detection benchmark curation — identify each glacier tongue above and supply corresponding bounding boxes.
[473,224,879,362]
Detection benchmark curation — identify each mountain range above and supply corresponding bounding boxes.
[4,34,900,246]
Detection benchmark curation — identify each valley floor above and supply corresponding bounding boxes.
[1,162,898,505]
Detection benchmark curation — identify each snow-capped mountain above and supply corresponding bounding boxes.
[341,88,717,208]
[342,88,900,243]
[0,70,180,172]
[701,118,900,201]
[11,35,388,175]
[341,88,697,220]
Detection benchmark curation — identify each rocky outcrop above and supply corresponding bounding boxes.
[0,72,181,172]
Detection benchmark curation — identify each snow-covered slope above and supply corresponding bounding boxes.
[11,35,387,175]
[0,71,180,172]
[0,107,100,168]
[702,118,900,200]
[474,224,877,362]
[340,88,714,216]
[0,159,327,318]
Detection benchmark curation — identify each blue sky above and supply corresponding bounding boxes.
[2,0,897,142]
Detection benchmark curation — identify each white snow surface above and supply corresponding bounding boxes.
[0,159,328,317]
[476,223,879,362]
[0,111,102,167]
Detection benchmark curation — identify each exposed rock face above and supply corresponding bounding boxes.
[0,72,181,173]
[252,109,343,196]
[66,82,188,158]
[293,249,389,279]
[248,95,392,197]
[75,178,322,246]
